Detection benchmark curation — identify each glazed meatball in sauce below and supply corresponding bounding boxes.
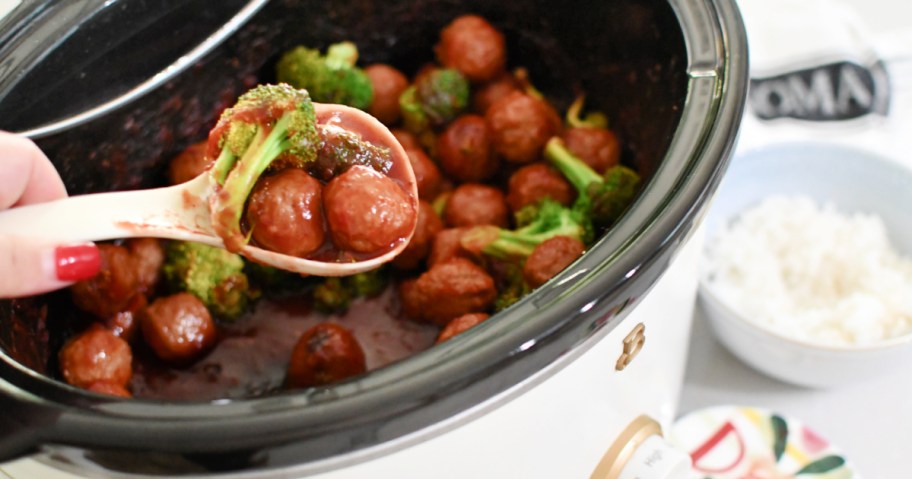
[523,236,586,288]
[247,168,325,258]
[141,293,217,365]
[70,243,140,319]
[105,293,147,343]
[436,15,506,83]
[127,238,165,293]
[167,141,212,185]
[400,258,497,325]
[86,381,133,398]
[473,72,520,114]
[365,64,410,125]
[393,200,445,270]
[561,127,621,173]
[443,183,509,228]
[427,227,475,268]
[406,147,444,200]
[391,128,422,152]
[436,114,499,183]
[506,163,576,212]
[286,323,367,388]
[436,312,490,343]
[324,165,417,255]
[486,91,560,164]
[59,327,133,390]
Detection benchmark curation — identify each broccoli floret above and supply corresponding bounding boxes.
[308,123,393,181]
[399,68,469,149]
[208,83,319,252]
[163,241,253,320]
[413,68,470,126]
[347,268,388,297]
[513,201,544,229]
[398,87,430,143]
[461,199,586,259]
[276,42,373,110]
[492,262,531,312]
[244,261,313,296]
[312,267,389,314]
[312,277,353,314]
[544,137,641,230]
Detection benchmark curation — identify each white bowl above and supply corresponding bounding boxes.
[698,141,912,388]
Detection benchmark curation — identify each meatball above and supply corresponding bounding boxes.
[86,381,132,398]
[473,72,520,114]
[523,236,586,288]
[395,130,445,198]
[324,165,417,255]
[407,147,444,200]
[59,327,133,389]
[286,323,366,388]
[399,258,496,325]
[427,227,475,268]
[562,127,621,173]
[168,141,212,185]
[486,91,560,164]
[127,238,164,293]
[436,313,490,343]
[246,169,325,258]
[443,183,509,228]
[436,114,499,183]
[393,200,444,270]
[104,293,147,343]
[71,243,140,319]
[392,129,422,151]
[398,278,423,321]
[141,293,216,365]
[506,163,576,212]
[365,64,410,125]
[435,15,506,83]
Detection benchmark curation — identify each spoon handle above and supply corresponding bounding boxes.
[0,175,218,246]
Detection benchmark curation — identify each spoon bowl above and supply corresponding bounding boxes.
[0,104,418,276]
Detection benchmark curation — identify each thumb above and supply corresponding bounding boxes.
[0,237,100,299]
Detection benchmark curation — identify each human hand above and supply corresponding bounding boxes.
[0,131,100,298]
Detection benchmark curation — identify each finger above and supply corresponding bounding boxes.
[0,237,99,298]
[0,131,67,209]
[18,147,68,205]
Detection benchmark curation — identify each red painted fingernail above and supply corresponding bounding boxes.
[55,244,101,281]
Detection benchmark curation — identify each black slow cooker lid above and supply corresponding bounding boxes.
[0,0,747,475]
[0,0,268,138]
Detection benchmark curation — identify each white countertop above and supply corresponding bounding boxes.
[679,2,912,477]
[679,306,911,477]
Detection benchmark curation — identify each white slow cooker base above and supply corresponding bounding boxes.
[1,232,702,479]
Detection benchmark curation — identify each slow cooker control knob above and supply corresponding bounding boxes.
[590,415,692,479]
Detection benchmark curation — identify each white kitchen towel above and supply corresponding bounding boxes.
[735,0,912,162]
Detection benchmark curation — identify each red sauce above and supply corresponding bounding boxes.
[181,189,203,211]
[129,287,437,401]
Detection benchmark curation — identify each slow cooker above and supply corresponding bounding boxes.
[0,0,747,477]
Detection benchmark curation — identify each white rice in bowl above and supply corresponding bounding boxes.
[702,194,912,347]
